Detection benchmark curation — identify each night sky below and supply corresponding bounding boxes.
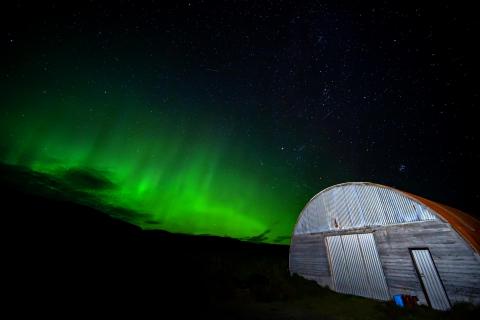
[1,1,478,243]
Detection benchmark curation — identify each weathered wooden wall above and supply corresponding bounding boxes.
[290,220,480,306]
[289,233,331,288]
[374,220,480,306]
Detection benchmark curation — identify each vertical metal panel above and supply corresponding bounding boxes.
[325,236,352,294]
[295,196,325,234]
[347,185,366,227]
[295,212,307,234]
[364,185,387,225]
[355,185,373,223]
[298,196,329,234]
[315,195,329,231]
[358,233,390,300]
[412,203,422,220]
[390,189,404,223]
[392,191,407,223]
[333,187,351,229]
[378,188,397,224]
[376,188,391,224]
[418,205,430,220]
[419,206,437,221]
[411,249,451,310]
[341,234,371,297]
[322,191,336,229]
[390,190,404,221]
[326,233,390,301]
[398,192,416,222]
[395,190,414,222]
[343,186,356,227]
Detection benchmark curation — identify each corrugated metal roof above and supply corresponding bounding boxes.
[294,182,438,235]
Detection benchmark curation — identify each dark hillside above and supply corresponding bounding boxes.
[1,164,478,319]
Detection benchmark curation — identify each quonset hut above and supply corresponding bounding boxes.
[289,182,480,310]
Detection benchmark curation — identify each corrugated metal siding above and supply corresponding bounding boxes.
[342,234,371,296]
[335,187,351,229]
[322,190,335,229]
[325,233,390,301]
[358,233,390,300]
[295,195,329,234]
[359,184,386,225]
[295,183,438,235]
[411,249,451,311]
[325,236,351,293]
[345,185,365,227]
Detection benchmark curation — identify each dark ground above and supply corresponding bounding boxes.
[2,164,479,319]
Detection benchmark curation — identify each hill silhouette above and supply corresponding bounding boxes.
[2,163,478,319]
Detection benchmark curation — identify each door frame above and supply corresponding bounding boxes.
[409,248,451,309]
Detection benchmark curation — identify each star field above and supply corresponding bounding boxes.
[0,1,477,243]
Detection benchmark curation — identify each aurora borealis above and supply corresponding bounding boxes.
[0,74,315,242]
[1,1,477,243]
[2,61,342,243]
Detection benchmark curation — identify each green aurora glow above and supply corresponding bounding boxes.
[0,65,348,244]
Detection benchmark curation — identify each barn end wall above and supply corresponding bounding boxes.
[289,233,332,288]
[374,220,480,306]
[290,220,480,306]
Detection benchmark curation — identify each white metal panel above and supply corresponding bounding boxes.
[398,192,417,222]
[322,191,336,229]
[342,186,356,227]
[341,234,371,297]
[326,233,390,301]
[419,206,437,221]
[325,236,351,294]
[411,249,451,311]
[373,186,389,225]
[313,196,329,232]
[390,190,404,221]
[378,188,398,224]
[361,185,387,225]
[358,233,390,300]
[355,185,373,223]
[297,196,329,234]
[333,187,351,229]
[346,185,366,227]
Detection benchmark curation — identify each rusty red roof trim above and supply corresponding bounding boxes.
[404,192,480,254]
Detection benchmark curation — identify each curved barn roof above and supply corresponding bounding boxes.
[293,182,480,253]
[405,193,480,254]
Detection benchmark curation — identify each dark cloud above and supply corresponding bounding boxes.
[242,229,271,243]
[0,163,69,198]
[62,168,115,191]
[103,205,152,226]
[144,220,163,225]
[0,163,149,227]
[0,163,116,199]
